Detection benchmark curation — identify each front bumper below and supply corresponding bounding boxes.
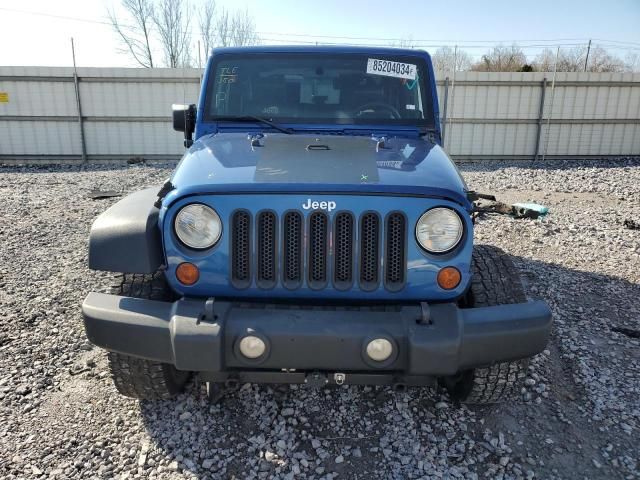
[82,293,552,382]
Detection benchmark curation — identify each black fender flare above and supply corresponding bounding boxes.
[88,187,164,273]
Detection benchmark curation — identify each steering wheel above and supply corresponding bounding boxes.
[353,103,402,119]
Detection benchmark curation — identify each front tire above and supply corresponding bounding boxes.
[106,272,191,400]
[443,245,529,404]
[108,351,191,400]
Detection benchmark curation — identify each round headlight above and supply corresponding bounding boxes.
[416,208,463,253]
[174,204,222,249]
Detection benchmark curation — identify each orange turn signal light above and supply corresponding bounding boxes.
[176,262,199,285]
[437,266,461,290]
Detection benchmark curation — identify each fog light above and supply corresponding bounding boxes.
[239,335,266,359]
[366,338,393,362]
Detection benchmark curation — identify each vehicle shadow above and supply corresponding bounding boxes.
[474,251,639,480]
[137,252,639,479]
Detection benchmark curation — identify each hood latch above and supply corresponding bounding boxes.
[372,135,389,152]
[247,132,265,148]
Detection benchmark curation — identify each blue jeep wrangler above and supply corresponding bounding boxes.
[82,46,552,404]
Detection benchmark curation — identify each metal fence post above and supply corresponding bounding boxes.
[446,48,458,152]
[534,78,547,161]
[542,48,560,161]
[441,77,449,143]
[71,38,87,163]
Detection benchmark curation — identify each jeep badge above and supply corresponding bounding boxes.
[302,199,336,212]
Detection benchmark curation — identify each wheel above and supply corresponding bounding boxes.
[106,272,191,400]
[443,245,529,404]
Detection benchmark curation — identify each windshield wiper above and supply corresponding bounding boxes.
[215,115,293,134]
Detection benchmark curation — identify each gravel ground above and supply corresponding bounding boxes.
[0,158,638,480]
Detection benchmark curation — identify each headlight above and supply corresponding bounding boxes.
[416,207,463,253]
[174,204,222,249]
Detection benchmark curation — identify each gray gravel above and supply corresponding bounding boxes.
[0,158,638,479]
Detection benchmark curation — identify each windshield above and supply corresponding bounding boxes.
[205,53,434,128]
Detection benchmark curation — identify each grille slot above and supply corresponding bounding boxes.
[308,212,328,288]
[333,212,354,290]
[231,210,251,288]
[359,212,380,290]
[282,211,303,289]
[385,213,406,291]
[256,211,277,289]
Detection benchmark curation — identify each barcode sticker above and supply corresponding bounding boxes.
[366,59,417,80]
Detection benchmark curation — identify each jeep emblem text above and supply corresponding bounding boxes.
[302,199,336,212]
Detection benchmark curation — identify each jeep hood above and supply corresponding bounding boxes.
[169,133,470,208]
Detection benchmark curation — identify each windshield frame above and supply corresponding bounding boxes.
[203,52,436,130]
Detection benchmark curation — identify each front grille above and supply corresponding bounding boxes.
[230,208,406,291]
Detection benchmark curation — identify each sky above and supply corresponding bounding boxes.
[0,0,639,68]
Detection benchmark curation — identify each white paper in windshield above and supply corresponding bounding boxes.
[366,58,417,80]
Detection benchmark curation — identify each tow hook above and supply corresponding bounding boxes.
[334,373,346,385]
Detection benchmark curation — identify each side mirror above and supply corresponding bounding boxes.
[172,104,197,147]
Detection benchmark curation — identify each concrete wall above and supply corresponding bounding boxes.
[1,66,639,163]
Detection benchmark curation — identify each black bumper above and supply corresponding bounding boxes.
[82,293,552,380]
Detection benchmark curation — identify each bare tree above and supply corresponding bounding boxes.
[198,0,216,59]
[532,48,557,72]
[533,47,585,72]
[472,44,527,72]
[230,8,260,47]
[108,0,261,67]
[215,8,232,47]
[534,46,625,72]
[559,47,585,71]
[108,0,155,68]
[624,52,640,72]
[391,36,417,48]
[213,7,259,47]
[431,46,472,73]
[587,46,625,72]
[154,0,192,67]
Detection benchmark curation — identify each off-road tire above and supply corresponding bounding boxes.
[107,272,190,400]
[110,271,176,301]
[444,245,529,404]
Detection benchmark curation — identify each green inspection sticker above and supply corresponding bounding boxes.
[0,92,8,103]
